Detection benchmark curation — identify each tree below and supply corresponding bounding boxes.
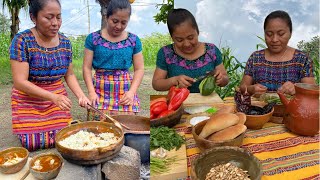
[0,12,10,33]
[154,0,173,24]
[297,36,320,85]
[1,0,28,40]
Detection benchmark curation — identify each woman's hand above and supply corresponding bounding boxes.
[278,81,295,95]
[88,92,99,106]
[78,95,91,109]
[174,75,195,88]
[120,90,135,106]
[214,70,228,86]
[250,84,267,96]
[53,94,72,111]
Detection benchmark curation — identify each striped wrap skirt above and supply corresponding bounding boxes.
[87,69,140,121]
[11,80,72,151]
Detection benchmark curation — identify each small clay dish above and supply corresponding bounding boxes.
[0,147,29,174]
[29,153,63,180]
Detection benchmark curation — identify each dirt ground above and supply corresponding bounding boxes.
[0,69,165,148]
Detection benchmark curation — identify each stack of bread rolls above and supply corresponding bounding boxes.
[198,106,247,142]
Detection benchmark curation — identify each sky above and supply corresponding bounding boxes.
[175,0,320,62]
[2,0,168,37]
[2,0,319,62]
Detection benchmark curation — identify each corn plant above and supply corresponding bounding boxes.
[141,33,172,67]
[297,36,319,85]
[215,46,245,99]
[256,35,266,50]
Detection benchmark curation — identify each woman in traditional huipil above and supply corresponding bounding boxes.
[152,8,229,93]
[83,0,144,118]
[9,0,90,151]
[240,10,315,96]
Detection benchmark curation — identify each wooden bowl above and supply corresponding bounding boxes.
[191,146,262,180]
[55,121,124,165]
[150,105,184,128]
[245,107,274,129]
[192,120,245,152]
[29,153,63,180]
[0,147,29,174]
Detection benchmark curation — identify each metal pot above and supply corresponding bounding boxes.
[55,121,124,165]
[111,115,150,163]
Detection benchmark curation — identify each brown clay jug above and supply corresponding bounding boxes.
[278,83,319,136]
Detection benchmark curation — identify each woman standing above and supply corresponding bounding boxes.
[240,10,315,96]
[9,0,90,151]
[152,8,229,93]
[83,0,144,117]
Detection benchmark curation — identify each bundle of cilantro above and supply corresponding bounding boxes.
[150,126,185,151]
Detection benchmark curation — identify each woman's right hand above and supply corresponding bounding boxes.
[174,75,195,88]
[88,92,99,106]
[52,94,72,111]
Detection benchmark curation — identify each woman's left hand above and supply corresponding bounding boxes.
[78,95,91,109]
[120,91,135,106]
[278,81,295,95]
[214,70,228,86]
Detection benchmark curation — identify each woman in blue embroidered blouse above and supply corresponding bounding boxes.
[152,8,229,93]
[83,0,144,116]
[9,0,90,151]
[240,10,315,96]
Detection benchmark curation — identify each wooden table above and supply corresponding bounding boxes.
[175,97,320,180]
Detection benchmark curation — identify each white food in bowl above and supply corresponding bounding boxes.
[59,130,119,150]
[190,116,210,126]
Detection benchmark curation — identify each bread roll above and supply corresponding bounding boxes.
[207,124,247,141]
[199,113,239,138]
[235,112,246,124]
[216,105,235,114]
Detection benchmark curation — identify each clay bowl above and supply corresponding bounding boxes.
[150,105,184,128]
[192,120,245,152]
[111,115,150,163]
[245,107,274,129]
[0,147,29,174]
[191,146,262,180]
[55,121,124,165]
[29,153,63,180]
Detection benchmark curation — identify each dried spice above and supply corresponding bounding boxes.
[234,87,251,114]
[205,163,250,180]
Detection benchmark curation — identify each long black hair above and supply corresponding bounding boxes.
[28,0,61,18]
[105,0,131,18]
[167,8,199,36]
[264,10,292,33]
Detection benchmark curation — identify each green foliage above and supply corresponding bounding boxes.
[0,13,10,33]
[215,46,245,99]
[69,35,87,60]
[2,0,28,39]
[297,36,320,85]
[141,33,172,67]
[150,126,184,151]
[256,35,266,50]
[154,0,173,24]
[0,33,11,84]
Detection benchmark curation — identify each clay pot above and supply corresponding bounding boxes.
[278,83,319,136]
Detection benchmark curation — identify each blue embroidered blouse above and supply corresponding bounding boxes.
[85,30,142,70]
[156,43,222,93]
[9,29,72,83]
